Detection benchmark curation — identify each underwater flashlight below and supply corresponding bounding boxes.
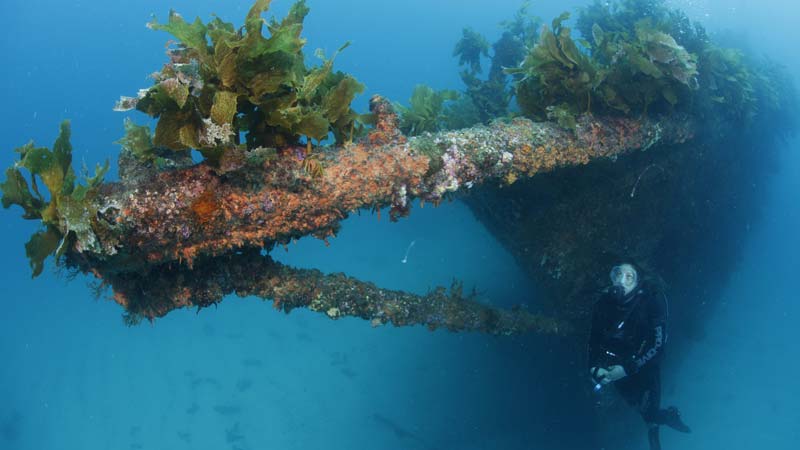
[591,366,605,392]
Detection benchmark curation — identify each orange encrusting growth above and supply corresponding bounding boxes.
[102,104,692,273]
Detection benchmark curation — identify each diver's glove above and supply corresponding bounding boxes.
[590,367,610,385]
[605,365,628,382]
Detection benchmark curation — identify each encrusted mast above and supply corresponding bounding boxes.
[105,247,567,334]
[95,97,692,269]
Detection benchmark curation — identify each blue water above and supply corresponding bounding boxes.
[1,1,798,449]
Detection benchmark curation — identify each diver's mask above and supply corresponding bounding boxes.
[609,264,638,303]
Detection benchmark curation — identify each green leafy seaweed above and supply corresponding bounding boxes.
[396,85,460,136]
[1,121,109,277]
[122,0,364,163]
[453,28,489,74]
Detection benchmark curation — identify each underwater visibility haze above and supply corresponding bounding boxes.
[1,0,798,449]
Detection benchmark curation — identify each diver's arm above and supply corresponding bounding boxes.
[586,302,605,371]
[624,291,668,375]
[587,307,612,384]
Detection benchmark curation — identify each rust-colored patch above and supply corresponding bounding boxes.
[191,189,218,224]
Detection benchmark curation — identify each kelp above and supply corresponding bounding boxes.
[507,13,598,125]
[505,0,800,132]
[590,19,698,115]
[446,0,729,128]
[498,0,541,50]
[576,0,669,44]
[115,0,364,164]
[453,2,541,123]
[0,122,109,277]
[693,45,800,138]
[453,28,489,74]
[574,0,779,130]
[509,5,705,125]
[115,118,154,161]
[459,71,511,123]
[695,46,756,125]
[576,0,708,54]
[396,85,460,136]
[441,95,483,131]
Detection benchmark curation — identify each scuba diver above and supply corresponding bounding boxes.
[587,263,691,450]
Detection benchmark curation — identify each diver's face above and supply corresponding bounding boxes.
[610,264,638,295]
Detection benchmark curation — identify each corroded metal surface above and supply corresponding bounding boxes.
[89,100,694,272]
[99,249,566,335]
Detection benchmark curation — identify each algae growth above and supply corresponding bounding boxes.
[115,0,365,165]
[1,122,109,276]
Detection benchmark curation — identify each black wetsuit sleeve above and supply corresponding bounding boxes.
[587,301,605,371]
[623,291,668,375]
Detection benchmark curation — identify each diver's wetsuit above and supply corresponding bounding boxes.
[588,284,686,449]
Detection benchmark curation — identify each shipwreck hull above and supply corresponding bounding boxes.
[457,120,783,448]
[463,124,776,346]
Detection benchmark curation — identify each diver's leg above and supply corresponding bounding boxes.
[640,365,662,424]
[615,371,658,448]
[648,424,662,450]
[648,367,691,433]
[637,365,664,449]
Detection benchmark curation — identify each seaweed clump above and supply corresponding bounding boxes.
[506,13,599,129]
[509,10,698,128]
[0,122,109,276]
[115,0,365,165]
[508,0,786,133]
[452,2,541,124]
[395,85,460,136]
